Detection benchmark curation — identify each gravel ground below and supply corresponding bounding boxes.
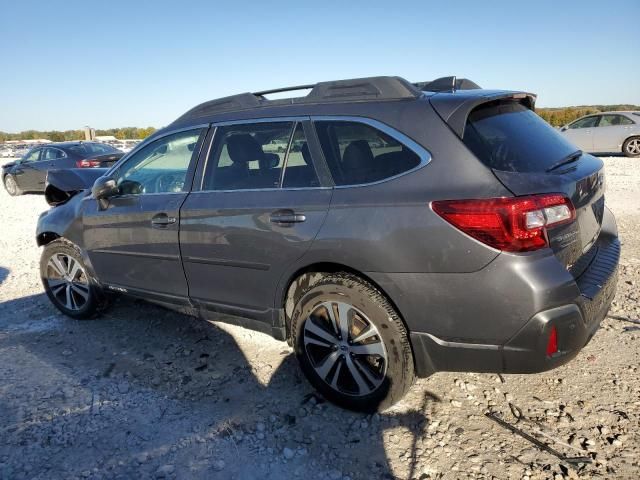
[0,157,638,480]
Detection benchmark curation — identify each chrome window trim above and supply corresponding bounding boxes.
[310,115,432,189]
[104,123,209,177]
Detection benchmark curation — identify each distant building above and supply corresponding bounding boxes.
[95,135,117,142]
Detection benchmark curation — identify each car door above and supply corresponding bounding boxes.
[562,115,599,151]
[81,127,207,303]
[179,119,332,326]
[593,114,634,152]
[13,148,44,191]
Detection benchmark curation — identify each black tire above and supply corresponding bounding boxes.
[40,239,109,319]
[3,174,22,196]
[291,273,415,412]
[622,136,640,157]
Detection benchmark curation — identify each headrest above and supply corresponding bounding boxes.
[226,134,264,164]
[343,140,374,171]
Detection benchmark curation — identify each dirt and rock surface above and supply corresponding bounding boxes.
[0,157,638,480]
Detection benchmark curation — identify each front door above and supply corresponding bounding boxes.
[82,128,206,302]
[180,120,332,323]
[14,148,46,191]
[563,115,599,152]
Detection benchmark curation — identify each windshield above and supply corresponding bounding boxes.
[463,101,578,173]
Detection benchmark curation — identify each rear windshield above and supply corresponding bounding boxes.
[69,143,119,156]
[463,101,578,173]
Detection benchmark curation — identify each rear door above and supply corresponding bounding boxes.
[593,114,634,152]
[82,128,207,302]
[180,119,331,324]
[562,115,598,151]
[463,101,605,274]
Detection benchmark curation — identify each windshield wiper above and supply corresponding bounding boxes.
[545,150,582,172]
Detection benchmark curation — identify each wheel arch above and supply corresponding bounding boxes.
[279,261,408,340]
[37,231,61,247]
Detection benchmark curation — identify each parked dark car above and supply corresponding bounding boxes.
[2,142,123,196]
[36,76,619,411]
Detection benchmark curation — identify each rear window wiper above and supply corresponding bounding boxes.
[545,150,582,172]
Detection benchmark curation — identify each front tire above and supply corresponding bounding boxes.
[291,273,415,412]
[40,239,107,319]
[623,137,640,157]
[3,174,22,196]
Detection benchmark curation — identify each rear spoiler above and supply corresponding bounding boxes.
[45,168,107,206]
[429,90,537,139]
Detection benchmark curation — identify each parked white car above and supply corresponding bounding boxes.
[559,111,640,157]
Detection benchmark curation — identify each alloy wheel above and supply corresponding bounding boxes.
[303,301,387,397]
[626,138,640,156]
[45,253,90,311]
[4,176,16,195]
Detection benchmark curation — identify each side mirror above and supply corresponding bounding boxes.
[560,126,568,132]
[92,176,117,200]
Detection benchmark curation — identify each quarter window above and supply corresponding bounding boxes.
[204,122,319,191]
[113,129,203,195]
[314,121,421,186]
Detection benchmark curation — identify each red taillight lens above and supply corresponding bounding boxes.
[546,325,558,356]
[432,194,575,252]
[75,159,101,168]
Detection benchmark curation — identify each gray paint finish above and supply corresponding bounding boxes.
[36,78,620,378]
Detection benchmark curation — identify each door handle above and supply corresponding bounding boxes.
[270,209,306,225]
[151,213,177,228]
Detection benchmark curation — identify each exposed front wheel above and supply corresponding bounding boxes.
[3,174,22,196]
[623,137,640,157]
[40,239,107,319]
[291,273,415,412]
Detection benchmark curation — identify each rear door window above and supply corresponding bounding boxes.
[463,101,579,173]
[203,121,320,191]
[314,121,421,186]
[599,114,633,127]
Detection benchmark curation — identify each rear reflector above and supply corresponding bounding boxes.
[432,194,575,252]
[546,325,558,356]
[76,159,101,168]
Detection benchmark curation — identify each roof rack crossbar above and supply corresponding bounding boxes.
[254,84,315,96]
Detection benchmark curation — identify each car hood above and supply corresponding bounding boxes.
[45,168,108,206]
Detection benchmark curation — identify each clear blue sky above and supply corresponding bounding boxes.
[1,0,638,132]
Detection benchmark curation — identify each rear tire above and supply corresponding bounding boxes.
[3,174,22,196]
[291,273,415,412]
[623,137,640,157]
[40,239,109,319]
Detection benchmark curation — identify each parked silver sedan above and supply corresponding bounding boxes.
[559,111,640,157]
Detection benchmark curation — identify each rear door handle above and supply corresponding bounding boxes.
[270,209,306,225]
[151,213,177,228]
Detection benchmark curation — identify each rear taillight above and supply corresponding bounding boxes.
[432,194,575,252]
[546,325,558,356]
[76,159,101,168]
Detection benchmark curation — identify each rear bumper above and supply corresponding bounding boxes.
[408,217,620,377]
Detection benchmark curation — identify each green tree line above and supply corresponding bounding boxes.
[2,104,639,143]
[0,126,157,143]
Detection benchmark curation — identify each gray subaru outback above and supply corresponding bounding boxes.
[36,76,620,411]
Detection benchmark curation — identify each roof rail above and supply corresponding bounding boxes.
[415,76,481,93]
[172,76,421,124]
[254,84,315,97]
